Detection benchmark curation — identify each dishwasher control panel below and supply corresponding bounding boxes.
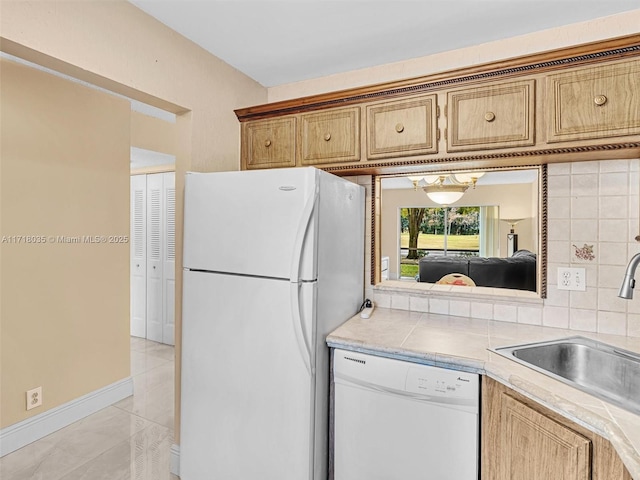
[406,367,477,400]
[334,349,479,408]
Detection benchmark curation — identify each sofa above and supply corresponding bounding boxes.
[417,250,537,291]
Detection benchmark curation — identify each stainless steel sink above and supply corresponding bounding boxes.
[491,336,640,415]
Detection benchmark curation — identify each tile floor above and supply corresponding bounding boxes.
[1,337,179,480]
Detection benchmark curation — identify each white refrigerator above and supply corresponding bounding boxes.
[180,167,364,480]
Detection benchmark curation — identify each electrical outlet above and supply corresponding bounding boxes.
[26,386,42,410]
[557,267,586,291]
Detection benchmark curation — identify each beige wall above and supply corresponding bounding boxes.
[131,111,178,159]
[267,9,640,102]
[0,59,131,427]
[381,182,537,279]
[0,0,267,440]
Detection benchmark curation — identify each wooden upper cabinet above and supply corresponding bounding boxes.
[546,59,640,143]
[242,117,296,169]
[298,107,360,165]
[499,394,591,480]
[366,95,438,159]
[446,80,536,152]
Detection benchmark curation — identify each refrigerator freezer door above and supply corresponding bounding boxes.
[183,168,318,280]
[180,270,315,480]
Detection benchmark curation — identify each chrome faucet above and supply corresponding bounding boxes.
[619,252,640,299]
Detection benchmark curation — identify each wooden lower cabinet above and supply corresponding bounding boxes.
[482,376,632,480]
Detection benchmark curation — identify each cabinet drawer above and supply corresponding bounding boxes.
[446,80,535,152]
[546,59,640,143]
[367,95,438,159]
[242,117,296,169]
[298,107,360,165]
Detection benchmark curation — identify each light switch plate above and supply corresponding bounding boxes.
[557,267,586,291]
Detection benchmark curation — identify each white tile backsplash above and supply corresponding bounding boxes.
[599,196,628,219]
[449,300,471,318]
[571,174,599,197]
[570,196,597,219]
[471,302,493,320]
[570,308,597,332]
[409,296,430,313]
[548,197,571,219]
[599,243,629,266]
[370,159,640,337]
[493,303,517,322]
[543,306,570,329]
[429,298,449,315]
[570,219,598,242]
[597,311,628,335]
[548,174,571,197]
[597,287,628,313]
[544,286,569,307]
[628,314,640,337]
[598,264,627,289]
[599,159,630,173]
[571,161,599,174]
[600,172,630,196]
[517,306,543,325]
[599,219,628,242]
[391,294,410,311]
[570,290,598,310]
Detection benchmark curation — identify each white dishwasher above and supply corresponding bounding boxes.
[334,349,479,480]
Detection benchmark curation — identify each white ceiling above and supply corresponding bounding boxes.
[129,1,639,87]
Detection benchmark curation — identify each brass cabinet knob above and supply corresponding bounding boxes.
[264,139,272,147]
[594,94,607,106]
[395,123,405,133]
[324,133,331,141]
[484,112,496,122]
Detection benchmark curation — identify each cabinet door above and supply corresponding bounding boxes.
[498,394,591,480]
[483,377,632,480]
[242,117,296,169]
[446,80,535,152]
[546,59,640,143]
[298,107,360,165]
[162,172,175,346]
[130,175,147,338]
[367,95,438,159]
[146,173,163,344]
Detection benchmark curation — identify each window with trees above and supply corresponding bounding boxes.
[400,206,492,279]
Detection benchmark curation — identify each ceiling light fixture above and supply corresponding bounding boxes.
[423,176,469,205]
[453,171,485,187]
[407,176,424,190]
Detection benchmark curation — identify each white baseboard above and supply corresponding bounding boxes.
[170,443,180,476]
[0,377,133,457]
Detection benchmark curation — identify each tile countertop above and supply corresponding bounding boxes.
[326,308,640,480]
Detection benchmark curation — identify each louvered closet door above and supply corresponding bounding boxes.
[130,175,147,338]
[146,173,163,343]
[162,172,176,346]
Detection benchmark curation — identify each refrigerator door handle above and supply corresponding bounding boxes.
[289,183,319,282]
[290,282,313,375]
